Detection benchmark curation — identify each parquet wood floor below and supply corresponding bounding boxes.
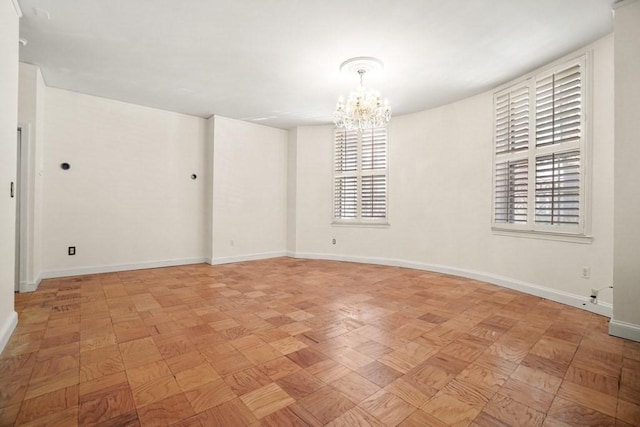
[1,257,639,426]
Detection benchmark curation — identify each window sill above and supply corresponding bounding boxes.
[492,227,593,244]
[332,221,390,229]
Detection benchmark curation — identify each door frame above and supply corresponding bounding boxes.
[16,125,29,293]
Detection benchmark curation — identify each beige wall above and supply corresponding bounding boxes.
[211,115,288,263]
[40,88,209,276]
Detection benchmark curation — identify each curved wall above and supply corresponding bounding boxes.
[290,35,614,315]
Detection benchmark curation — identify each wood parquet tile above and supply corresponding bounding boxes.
[329,371,380,404]
[2,257,640,426]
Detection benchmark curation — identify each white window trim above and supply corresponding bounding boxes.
[491,52,593,241]
[332,127,390,226]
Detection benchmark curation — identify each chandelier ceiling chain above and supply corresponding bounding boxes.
[334,57,391,132]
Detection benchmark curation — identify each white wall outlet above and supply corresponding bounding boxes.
[230,239,234,246]
[581,266,590,279]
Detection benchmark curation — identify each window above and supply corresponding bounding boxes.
[492,56,588,236]
[334,127,388,224]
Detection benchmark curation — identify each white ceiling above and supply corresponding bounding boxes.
[18,0,616,129]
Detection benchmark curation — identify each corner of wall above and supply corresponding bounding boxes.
[0,310,17,355]
[286,128,298,254]
[17,62,46,290]
[206,115,215,260]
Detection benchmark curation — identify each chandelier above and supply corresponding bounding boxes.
[334,57,391,131]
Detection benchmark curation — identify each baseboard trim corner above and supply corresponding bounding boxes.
[209,251,287,266]
[19,280,39,293]
[609,318,640,342]
[0,311,18,355]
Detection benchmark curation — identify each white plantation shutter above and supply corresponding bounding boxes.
[335,130,358,172]
[334,131,358,219]
[492,56,587,235]
[361,175,387,218]
[494,159,528,224]
[334,128,388,223]
[534,60,583,230]
[361,128,387,170]
[361,128,387,219]
[334,176,357,218]
[536,64,582,148]
[535,151,580,225]
[493,82,530,225]
[495,85,529,154]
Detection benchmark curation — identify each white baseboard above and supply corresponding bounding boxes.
[38,257,209,283]
[19,280,39,293]
[609,319,640,342]
[209,251,287,266]
[32,252,614,320]
[291,252,613,318]
[0,311,18,355]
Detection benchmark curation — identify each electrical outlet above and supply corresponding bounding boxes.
[68,246,76,256]
[332,238,336,245]
[230,240,234,247]
[581,267,590,279]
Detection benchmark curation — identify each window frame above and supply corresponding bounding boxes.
[491,54,592,240]
[333,127,389,226]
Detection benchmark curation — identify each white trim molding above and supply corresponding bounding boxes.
[0,311,18,355]
[209,251,288,266]
[609,318,640,342]
[19,280,39,293]
[291,252,613,318]
[39,257,209,282]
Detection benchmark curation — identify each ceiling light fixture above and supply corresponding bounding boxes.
[334,57,391,131]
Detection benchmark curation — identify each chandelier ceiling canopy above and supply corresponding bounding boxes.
[334,57,391,132]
